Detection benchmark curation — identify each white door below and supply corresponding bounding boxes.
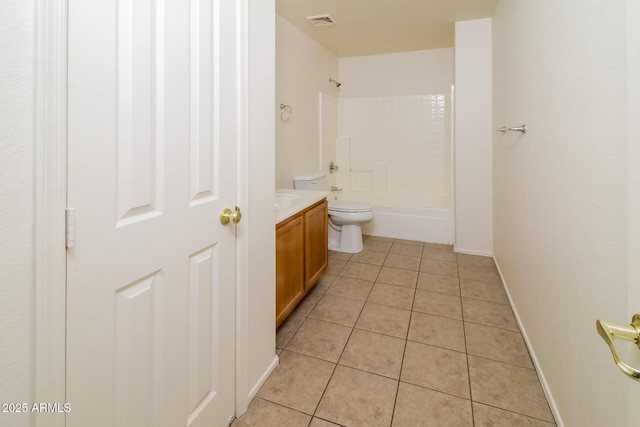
[66,1,238,426]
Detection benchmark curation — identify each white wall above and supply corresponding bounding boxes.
[0,2,35,426]
[454,19,493,255]
[275,15,339,188]
[627,0,640,417]
[493,2,628,426]
[339,48,453,98]
[242,0,277,409]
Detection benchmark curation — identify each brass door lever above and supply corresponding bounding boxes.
[596,315,640,381]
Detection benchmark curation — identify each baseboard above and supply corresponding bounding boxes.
[492,258,565,427]
[453,246,493,257]
[247,354,279,403]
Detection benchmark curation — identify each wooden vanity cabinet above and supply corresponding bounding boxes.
[304,200,329,290]
[276,199,328,328]
[275,214,304,328]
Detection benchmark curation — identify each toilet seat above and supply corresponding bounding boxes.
[328,200,372,213]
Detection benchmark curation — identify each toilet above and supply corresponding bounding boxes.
[293,172,374,253]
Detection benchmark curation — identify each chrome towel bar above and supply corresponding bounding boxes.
[497,124,527,134]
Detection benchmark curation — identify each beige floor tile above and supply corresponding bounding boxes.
[350,249,388,266]
[456,253,495,268]
[339,329,406,379]
[408,311,466,352]
[460,278,509,304]
[365,235,395,242]
[329,250,352,261]
[308,294,365,327]
[340,261,382,282]
[393,238,424,246]
[423,242,454,252]
[305,284,327,300]
[472,402,556,426]
[413,289,463,319]
[316,365,398,427]
[384,254,421,271]
[255,250,558,427]
[390,243,423,258]
[462,298,519,331]
[309,418,342,427]
[232,398,311,427]
[392,382,473,427]
[313,274,337,294]
[458,263,501,284]
[465,323,533,368]
[422,246,458,263]
[276,315,305,349]
[325,258,348,276]
[326,276,375,302]
[367,283,415,310]
[256,351,335,415]
[355,303,411,338]
[363,239,393,253]
[417,272,460,295]
[291,292,323,317]
[286,318,352,362]
[468,356,554,422]
[377,267,419,288]
[401,341,470,398]
[419,259,459,278]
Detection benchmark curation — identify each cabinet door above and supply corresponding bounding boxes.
[305,200,329,290]
[276,215,305,328]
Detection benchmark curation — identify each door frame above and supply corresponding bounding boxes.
[34,1,256,425]
[34,1,67,425]
[628,0,640,419]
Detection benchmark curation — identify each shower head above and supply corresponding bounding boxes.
[329,78,341,88]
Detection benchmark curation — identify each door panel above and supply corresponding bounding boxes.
[66,1,237,426]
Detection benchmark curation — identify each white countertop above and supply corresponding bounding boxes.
[275,188,329,224]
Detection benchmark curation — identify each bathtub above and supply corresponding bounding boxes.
[328,191,454,245]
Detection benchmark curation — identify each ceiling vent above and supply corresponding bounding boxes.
[306,14,336,27]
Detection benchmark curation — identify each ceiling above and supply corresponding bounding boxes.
[276,0,497,57]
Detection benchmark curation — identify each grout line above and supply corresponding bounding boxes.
[307,249,385,423]
[389,248,421,424]
[389,237,412,427]
[246,397,319,424]
[397,378,471,402]
[457,252,476,427]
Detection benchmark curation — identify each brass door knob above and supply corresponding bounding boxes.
[596,314,640,380]
[220,206,242,225]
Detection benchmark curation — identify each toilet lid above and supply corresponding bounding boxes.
[328,200,372,213]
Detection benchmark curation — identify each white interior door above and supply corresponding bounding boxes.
[66,1,238,426]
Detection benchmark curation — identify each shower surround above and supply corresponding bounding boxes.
[336,93,451,209]
[327,92,453,244]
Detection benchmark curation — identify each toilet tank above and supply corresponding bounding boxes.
[293,171,327,190]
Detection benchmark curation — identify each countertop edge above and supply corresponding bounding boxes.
[275,189,329,225]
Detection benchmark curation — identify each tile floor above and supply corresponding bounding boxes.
[233,236,556,427]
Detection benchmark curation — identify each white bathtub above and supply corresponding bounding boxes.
[328,192,454,245]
